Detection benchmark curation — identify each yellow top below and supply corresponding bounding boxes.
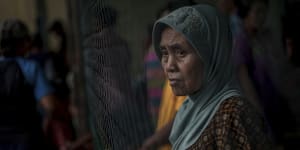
[156,80,186,150]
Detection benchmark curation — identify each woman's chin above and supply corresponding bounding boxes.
[171,88,187,96]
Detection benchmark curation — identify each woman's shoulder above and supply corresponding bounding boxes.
[217,96,265,123]
[204,96,256,131]
[217,96,251,114]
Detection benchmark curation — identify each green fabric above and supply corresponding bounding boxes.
[152,4,242,150]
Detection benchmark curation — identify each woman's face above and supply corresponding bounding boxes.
[160,27,204,96]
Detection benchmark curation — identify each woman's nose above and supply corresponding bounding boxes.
[165,55,176,72]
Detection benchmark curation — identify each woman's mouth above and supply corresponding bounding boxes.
[169,79,180,86]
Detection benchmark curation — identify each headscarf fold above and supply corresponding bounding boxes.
[152,4,242,149]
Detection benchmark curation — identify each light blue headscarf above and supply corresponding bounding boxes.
[153,4,242,149]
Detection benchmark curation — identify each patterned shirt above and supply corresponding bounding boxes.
[189,97,274,150]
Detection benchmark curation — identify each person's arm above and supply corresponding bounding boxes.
[39,94,62,134]
[140,119,174,150]
[39,94,57,115]
[25,59,65,117]
[65,133,93,150]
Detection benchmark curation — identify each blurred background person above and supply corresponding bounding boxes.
[45,20,75,150]
[280,8,300,148]
[83,5,152,149]
[47,20,70,101]
[26,19,75,150]
[0,19,58,150]
[144,21,166,126]
[232,0,296,148]
[216,0,261,111]
[216,0,242,38]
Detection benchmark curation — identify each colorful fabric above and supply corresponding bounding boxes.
[157,80,186,130]
[145,46,166,125]
[156,80,186,150]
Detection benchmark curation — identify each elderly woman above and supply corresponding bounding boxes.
[152,4,273,149]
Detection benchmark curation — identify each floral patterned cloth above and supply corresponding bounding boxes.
[189,97,274,150]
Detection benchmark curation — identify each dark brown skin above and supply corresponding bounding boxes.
[160,27,204,96]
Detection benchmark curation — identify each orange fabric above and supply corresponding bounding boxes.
[156,80,186,150]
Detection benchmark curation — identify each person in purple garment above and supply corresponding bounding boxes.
[232,0,296,148]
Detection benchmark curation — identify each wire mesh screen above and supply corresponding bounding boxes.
[78,0,154,149]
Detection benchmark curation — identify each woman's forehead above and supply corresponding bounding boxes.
[160,27,188,46]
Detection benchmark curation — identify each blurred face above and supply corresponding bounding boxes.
[217,0,235,14]
[17,37,32,56]
[160,28,203,96]
[48,32,61,53]
[247,1,268,31]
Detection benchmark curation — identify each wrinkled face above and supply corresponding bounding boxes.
[160,27,204,96]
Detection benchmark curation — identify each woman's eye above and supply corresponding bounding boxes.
[161,50,168,62]
[161,50,168,56]
[176,49,186,57]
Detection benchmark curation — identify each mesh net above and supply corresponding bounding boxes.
[78,0,154,149]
